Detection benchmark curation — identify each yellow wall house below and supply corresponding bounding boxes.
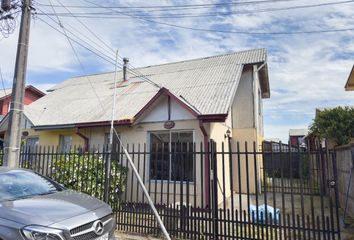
[0,49,270,203]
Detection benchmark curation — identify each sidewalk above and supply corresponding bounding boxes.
[115,232,162,240]
[116,224,354,240]
[342,215,354,240]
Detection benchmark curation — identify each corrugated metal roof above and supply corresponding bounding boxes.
[0,88,12,98]
[25,48,267,127]
[289,129,308,136]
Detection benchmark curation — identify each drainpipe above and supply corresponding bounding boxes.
[75,128,89,152]
[199,120,210,207]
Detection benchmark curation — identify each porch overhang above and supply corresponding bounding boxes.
[198,114,228,122]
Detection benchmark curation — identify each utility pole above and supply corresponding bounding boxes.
[3,0,32,167]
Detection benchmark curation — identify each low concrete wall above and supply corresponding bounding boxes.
[335,144,354,218]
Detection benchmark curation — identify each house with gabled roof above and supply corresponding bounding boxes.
[0,85,45,146]
[0,48,270,203]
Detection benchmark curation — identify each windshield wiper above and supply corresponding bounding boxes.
[36,190,58,196]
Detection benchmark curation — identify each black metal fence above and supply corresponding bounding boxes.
[0,141,341,240]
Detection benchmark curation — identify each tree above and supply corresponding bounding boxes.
[310,106,354,146]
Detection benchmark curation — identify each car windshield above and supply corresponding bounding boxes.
[0,170,62,201]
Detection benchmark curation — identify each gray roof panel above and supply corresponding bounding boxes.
[25,48,267,127]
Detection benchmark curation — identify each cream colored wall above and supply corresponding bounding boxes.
[209,122,232,206]
[231,128,261,194]
[118,120,206,206]
[23,128,84,147]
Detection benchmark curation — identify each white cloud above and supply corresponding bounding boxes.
[1,0,354,141]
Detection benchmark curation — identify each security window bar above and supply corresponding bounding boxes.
[149,131,194,182]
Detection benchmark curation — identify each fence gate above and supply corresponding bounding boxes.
[11,140,342,240]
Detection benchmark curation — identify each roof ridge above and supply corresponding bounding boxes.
[67,48,266,80]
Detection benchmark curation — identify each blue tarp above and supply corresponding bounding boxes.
[249,204,280,224]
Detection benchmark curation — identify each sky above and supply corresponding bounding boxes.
[0,0,353,142]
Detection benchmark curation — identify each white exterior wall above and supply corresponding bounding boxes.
[138,95,195,123]
[229,66,264,194]
[232,67,254,129]
[253,65,264,141]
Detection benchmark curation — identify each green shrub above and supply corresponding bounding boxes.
[50,153,128,205]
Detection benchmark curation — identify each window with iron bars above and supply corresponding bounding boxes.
[149,131,194,182]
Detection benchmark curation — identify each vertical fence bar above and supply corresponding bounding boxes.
[160,143,164,205]
[221,142,227,239]
[288,141,296,240]
[211,141,219,240]
[297,142,306,240]
[142,143,147,204]
[136,144,141,203]
[253,142,260,240]
[319,143,327,240]
[236,141,242,240]
[263,142,269,240]
[331,150,341,240]
[229,138,235,240]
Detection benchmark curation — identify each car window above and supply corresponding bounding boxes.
[0,170,62,201]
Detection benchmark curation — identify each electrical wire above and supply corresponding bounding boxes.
[0,66,8,97]
[37,17,116,64]
[53,0,115,54]
[37,0,354,19]
[36,9,117,63]
[37,7,161,89]
[81,0,354,35]
[48,1,160,88]
[47,0,107,112]
[36,0,303,10]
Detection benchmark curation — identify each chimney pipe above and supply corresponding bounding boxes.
[123,57,129,82]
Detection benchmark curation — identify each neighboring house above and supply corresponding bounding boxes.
[345,65,354,91]
[1,48,270,202]
[0,85,45,146]
[289,129,308,147]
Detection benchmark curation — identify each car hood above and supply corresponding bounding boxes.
[0,190,108,226]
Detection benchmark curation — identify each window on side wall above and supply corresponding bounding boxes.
[59,135,72,153]
[149,131,194,182]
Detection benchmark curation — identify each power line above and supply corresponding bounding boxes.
[36,8,117,63]
[49,2,161,89]
[37,8,114,62]
[0,66,8,97]
[37,8,161,89]
[36,0,302,10]
[53,0,115,53]
[48,1,161,89]
[82,0,354,35]
[47,0,107,112]
[37,0,354,19]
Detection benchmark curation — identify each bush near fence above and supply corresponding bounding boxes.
[47,152,128,206]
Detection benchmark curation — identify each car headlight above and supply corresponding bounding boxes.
[21,225,65,240]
